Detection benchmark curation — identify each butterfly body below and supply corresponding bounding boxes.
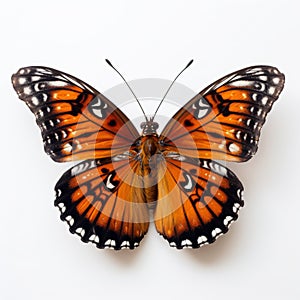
[12,65,284,250]
[130,133,160,205]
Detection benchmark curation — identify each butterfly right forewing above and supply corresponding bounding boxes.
[12,66,139,162]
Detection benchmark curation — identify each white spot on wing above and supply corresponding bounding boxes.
[209,161,228,177]
[230,80,252,87]
[181,239,192,247]
[183,174,193,190]
[18,77,26,84]
[89,234,96,242]
[112,151,130,161]
[31,96,39,105]
[261,96,268,105]
[121,240,130,248]
[197,108,209,119]
[257,108,262,116]
[54,133,59,141]
[47,80,68,87]
[218,140,226,149]
[23,87,31,95]
[232,202,241,213]
[71,161,96,176]
[197,235,208,244]
[169,242,176,248]
[252,93,258,101]
[63,143,73,153]
[106,174,115,189]
[211,228,222,238]
[105,239,116,247]
[75,227,85,237]
[258,75,268,81]
[31,76,41,81]
[91,98,105,118]
[166,152,186,161]
[223,216,233,226]
[196,98,211,119]
[65,215,74,226]
[61,130,67,138]
[268,86,275,95]
[229,143,240,153]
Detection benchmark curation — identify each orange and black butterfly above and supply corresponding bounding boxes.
[11,63,284,250]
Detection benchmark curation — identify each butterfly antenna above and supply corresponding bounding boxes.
[152,59,194,120]
[105,59,149,122]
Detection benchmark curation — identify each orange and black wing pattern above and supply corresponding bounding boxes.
[55,155,149,249]
[160,66,285,162]
[11,66,139,162]
[12,65,285,251]
[154,154,244,248]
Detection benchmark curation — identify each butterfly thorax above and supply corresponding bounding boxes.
[138,135,160,173]
[138,120,161,173]
[131,134,162,205]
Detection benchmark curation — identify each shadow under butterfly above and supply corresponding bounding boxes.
[11,60,284,250]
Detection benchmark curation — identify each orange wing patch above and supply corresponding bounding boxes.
[154,156,244,249]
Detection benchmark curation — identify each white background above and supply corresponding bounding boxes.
[1,0,299,299]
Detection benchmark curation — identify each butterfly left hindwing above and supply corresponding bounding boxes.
[55,156,149,250]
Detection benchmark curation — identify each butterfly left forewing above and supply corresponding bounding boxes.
[154,155,244,248]
[55,155,149,249]
[160,66,285,162]
[12,66,139,162]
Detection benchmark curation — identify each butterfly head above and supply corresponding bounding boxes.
[140,120,159,136]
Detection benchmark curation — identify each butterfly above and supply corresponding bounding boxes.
[11,63,284,250]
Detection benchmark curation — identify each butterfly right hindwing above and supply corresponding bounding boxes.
[154,155,244,248]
